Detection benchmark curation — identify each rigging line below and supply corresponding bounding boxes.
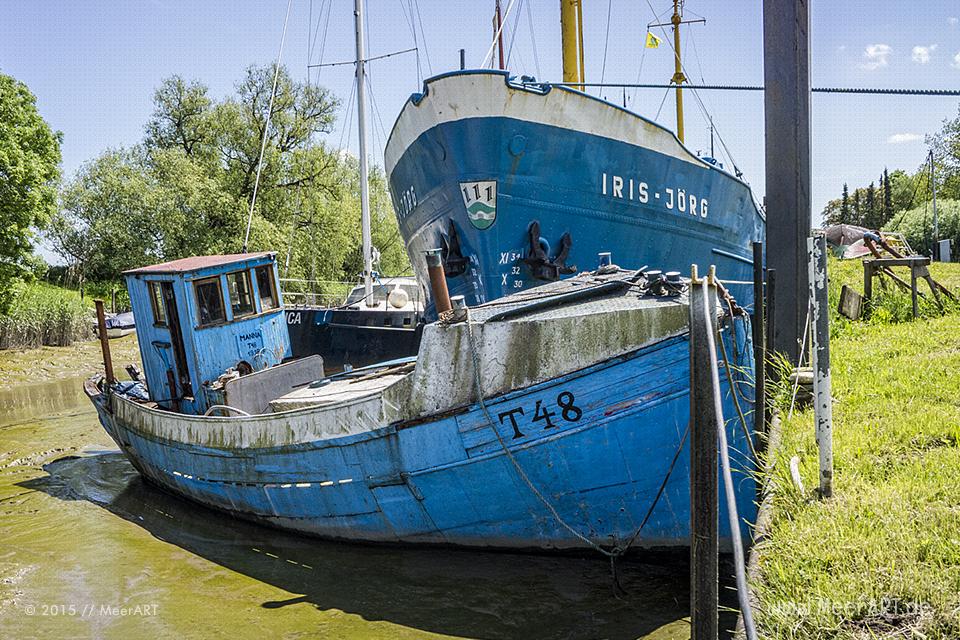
[243,0,294,253]
[308,0,328,68]
[525,0,541,79]
[336,79,357,152]
[412,0,433,74]
[399,0,422,84]
[481,0,518,68]
[889,166,926,231]
[308,47,418,68]
[312,0,334,83]
[654,86,670,121]
[551,82,960,96]
[505,0,525,69]
[599,0,613,92]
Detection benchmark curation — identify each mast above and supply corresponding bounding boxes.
[354,0,373,305]
[671,0,686,143]
[930,150,940,257]
[495,0,506,70]
[560,0,584,88]
[649,1,704,144]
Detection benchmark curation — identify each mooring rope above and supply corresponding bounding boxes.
[461,307,686,564]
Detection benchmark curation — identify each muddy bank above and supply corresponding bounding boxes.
[0,334,141,390]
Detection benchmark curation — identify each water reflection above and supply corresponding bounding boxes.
[21,451,739,639]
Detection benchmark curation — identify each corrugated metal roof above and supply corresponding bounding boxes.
[123,252,275,275]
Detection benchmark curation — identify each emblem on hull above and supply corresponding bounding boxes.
[460,180,497,230]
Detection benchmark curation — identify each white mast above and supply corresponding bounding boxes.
[354,0,374,305]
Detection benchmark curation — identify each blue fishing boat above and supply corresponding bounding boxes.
[85,251,757,550]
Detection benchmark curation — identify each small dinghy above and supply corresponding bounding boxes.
[85,251,756,551]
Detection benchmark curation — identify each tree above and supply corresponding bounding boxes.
[840,183,850,224]
[50,64,409,290]
[926,106,960,201]
[882,168,893,226]
[864,182,878,229]
[0,73,61,311]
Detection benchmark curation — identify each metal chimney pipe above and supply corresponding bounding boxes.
[425,249,452,314]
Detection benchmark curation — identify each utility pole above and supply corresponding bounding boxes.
[763,0,811,362]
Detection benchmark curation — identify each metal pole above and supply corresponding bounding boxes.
[94,300,115,386]
[764,268,776,427]
[807,234,833,498]
[689,268,718,640]
[930,151,940,259]
[459,48,466,70]
[354,0,374,306]
[763,0,811,362]
[752,242,766,433]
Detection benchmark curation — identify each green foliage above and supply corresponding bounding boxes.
[48,65,409,288]
[0,282,91,349]
[883,198,960,258]
[0,73,62,313]
[756,295,960,639]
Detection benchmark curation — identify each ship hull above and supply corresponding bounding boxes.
[86,329,756,551]
[385,71,765,309]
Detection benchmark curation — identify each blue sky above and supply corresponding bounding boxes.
[3,0,960,229]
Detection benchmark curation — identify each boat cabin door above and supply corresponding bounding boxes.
[160,282,192,406]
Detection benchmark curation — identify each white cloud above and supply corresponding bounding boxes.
[954,52,960,69]
[949,17,958,26]
[912,44,937,63]
[887,133,923,144]
[838,44,847,52]
[861,44,892,70]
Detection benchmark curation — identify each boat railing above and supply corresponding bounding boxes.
[280,279,355,308]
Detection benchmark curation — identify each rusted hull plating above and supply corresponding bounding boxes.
[88,329,757,551]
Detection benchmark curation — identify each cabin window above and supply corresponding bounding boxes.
[148,282,167,326]
[255,266,278,311]
[226,270,255,318]
[194,277,226,326]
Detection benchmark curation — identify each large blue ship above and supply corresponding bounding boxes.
[385,69,765,309]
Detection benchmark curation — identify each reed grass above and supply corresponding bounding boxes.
[0,282,93,349]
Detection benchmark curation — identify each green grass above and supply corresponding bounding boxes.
[755,260,960,639]
[0,281,93,349]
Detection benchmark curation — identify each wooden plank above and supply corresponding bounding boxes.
[837,285,862,321]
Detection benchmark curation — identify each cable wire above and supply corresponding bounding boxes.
[243,0,294,253]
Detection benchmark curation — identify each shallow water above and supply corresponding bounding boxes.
[0,376,736,639]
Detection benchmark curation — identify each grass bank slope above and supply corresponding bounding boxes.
[756,260,960,639]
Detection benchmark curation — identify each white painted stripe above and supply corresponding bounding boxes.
[384,72,709,177]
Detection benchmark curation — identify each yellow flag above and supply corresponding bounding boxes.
[645,32,661,49]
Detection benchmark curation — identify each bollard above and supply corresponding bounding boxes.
[94,300,115,386]
[807,234,834,498]
[689,266,719,640]
[424,249,452,314]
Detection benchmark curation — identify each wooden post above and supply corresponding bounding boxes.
[863,261,873,302]
[689,268,719,640]
[752,242,766,433]
[94,300,115,386]
[807,235,833,498]
[910,265,919,318]
[763,0,812,362]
